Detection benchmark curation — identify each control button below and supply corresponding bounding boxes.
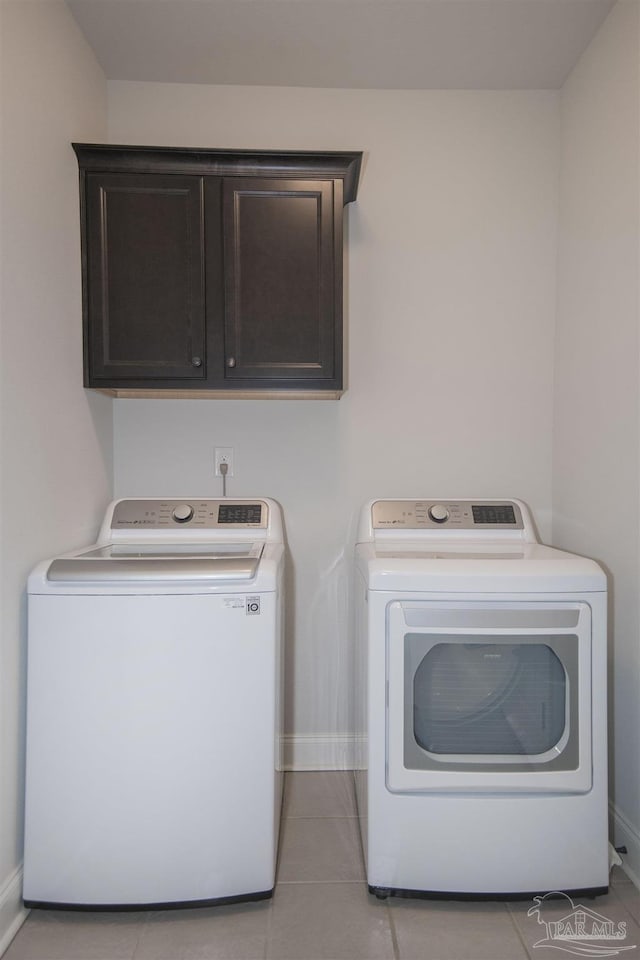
[172,503,194,523]
[428,503,450,524]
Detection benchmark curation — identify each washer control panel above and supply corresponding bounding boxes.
[371,500,524,531]
[111,499,268,530]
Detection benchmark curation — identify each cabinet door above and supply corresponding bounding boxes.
[85,173,206,382]
[222,179,339,385]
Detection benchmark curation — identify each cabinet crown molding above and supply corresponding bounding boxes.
[72,143,363,204]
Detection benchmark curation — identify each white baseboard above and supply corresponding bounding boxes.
[610,801,640,889]
[282,734,364,771]
[0,867,28,958]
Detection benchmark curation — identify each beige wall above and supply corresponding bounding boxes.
[0,2,112,948]
[108,82,560,767]
[554,0,640,882]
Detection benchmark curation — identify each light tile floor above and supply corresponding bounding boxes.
[5,772,640,960]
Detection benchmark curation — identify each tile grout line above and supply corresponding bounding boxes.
[276,879,368,885]
[504,901,534,960]
[610,884,640,932]
[282,815,359,820]
[386,900,401,960]
[264,894,275,960]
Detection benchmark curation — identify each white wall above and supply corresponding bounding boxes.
[109,82,560,766]
[0,2,112,949]
[554,1,640,882]
[0,3,633,945]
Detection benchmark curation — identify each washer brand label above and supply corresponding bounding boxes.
[223,598,245,609]
[246,596,261,615]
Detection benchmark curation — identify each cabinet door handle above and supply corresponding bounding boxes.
[226,357,236,368]
[192,356,202,367]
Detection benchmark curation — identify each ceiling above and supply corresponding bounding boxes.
[66,0,616,91]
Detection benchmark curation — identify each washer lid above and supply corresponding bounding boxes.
[46,542,264,583]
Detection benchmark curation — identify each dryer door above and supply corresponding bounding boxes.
[386,601,592,794]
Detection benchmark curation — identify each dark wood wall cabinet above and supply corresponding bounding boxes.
[73,144,363,398]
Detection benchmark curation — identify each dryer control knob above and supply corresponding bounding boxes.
[428,504,450,524]
[172,503,194,523]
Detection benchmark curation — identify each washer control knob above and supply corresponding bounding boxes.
[428,503,450,524]
[172,503,194,523]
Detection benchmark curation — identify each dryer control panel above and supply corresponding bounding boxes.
[371,500,524,531]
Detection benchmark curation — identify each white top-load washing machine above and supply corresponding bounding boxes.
[24,498,284,909]
[354,498,608,899]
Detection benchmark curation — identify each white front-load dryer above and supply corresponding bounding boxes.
[24,498,284,909]
[354,498,608,899]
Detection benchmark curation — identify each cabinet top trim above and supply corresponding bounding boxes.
[72,143,363,204]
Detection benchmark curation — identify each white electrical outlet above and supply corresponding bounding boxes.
[214,447,234,477]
